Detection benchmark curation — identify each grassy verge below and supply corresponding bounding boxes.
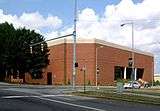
[125,90,160,96]
[73,91,160,105]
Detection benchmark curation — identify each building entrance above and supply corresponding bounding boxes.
[47,72,52,85]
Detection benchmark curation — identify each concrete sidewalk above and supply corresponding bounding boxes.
[0,82,115,89]
[1,82,160,99]
[0,82,16,86]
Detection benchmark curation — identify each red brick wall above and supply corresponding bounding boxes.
[75,43,95,85]
[25,72,47,84]
[47,44,66,85]
[62,43,96,85]
[25,42,154,85]
[25,43,66,85]
[97,43,154,85]
[46,43,96,85]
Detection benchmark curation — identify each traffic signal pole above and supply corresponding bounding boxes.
[30,34,73,47]
[72,0,77,89]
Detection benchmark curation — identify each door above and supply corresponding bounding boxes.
[47,72,52,85]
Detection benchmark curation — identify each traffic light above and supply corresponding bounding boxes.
[30,46,33,54]
[75,62,78,67]
[128,57,133,67]
[96,67,100,75]
[41,43,44,51]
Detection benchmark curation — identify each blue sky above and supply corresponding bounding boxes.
[0,0,160,73]
[0,0,142,26]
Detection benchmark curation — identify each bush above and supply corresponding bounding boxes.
[155,80,160,86]
[87,80,91,85]
[116,79,129,85]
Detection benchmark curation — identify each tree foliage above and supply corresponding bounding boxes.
[0,22,49,81]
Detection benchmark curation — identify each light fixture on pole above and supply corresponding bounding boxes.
[121,22,135,84]
[96,45,103,89]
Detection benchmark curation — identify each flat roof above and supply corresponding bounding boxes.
[47,38,154,57]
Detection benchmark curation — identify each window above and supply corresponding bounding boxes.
[114,66,124,80]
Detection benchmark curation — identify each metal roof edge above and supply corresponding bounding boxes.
[47,38,154,57]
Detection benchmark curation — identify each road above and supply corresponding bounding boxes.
[0,86,160,111]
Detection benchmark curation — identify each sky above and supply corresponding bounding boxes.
[0,0,160,74]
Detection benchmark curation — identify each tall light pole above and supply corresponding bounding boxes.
[96,46,103,88]
[72,0,77,89]
[121,22,135,83]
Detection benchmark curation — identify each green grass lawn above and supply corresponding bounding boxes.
[73,90,160,105]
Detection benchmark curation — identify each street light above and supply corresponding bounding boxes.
[96,45,103,89]
[121,22,135,84]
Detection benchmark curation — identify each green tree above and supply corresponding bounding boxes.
[0,22,16,81]
[0,22,49,81]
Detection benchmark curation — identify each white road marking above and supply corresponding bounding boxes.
[2,94,106,111]
[62,97,73,101]
[36,96,106,111]
[2,95,37,99]
[1,94,72,99]
[41,94,73,97]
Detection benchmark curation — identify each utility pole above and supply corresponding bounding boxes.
[95,46,103,88]
[131,22,135,83]
[72,0,77,89]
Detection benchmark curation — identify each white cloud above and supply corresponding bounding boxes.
[0,9,62,32]
[78,8,99,22]
[45,0,160,72]
[45,0,160,47]
[19,12,62,29]
[45,31,59,40]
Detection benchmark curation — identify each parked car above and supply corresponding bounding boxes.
[137,79,151,88]
[123,81,141,89]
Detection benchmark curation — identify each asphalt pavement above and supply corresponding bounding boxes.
[0,85,160,111]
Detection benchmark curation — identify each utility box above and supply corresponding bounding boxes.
[117,82,123,93]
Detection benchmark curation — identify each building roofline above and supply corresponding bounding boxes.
[154,74,160,77]
[47,38,154,57]
[95,39,154,57]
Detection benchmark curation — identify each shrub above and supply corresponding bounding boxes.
[87,80,91,85]
[155,80,160,86]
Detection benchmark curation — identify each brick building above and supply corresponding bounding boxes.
[25,38,154,85]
